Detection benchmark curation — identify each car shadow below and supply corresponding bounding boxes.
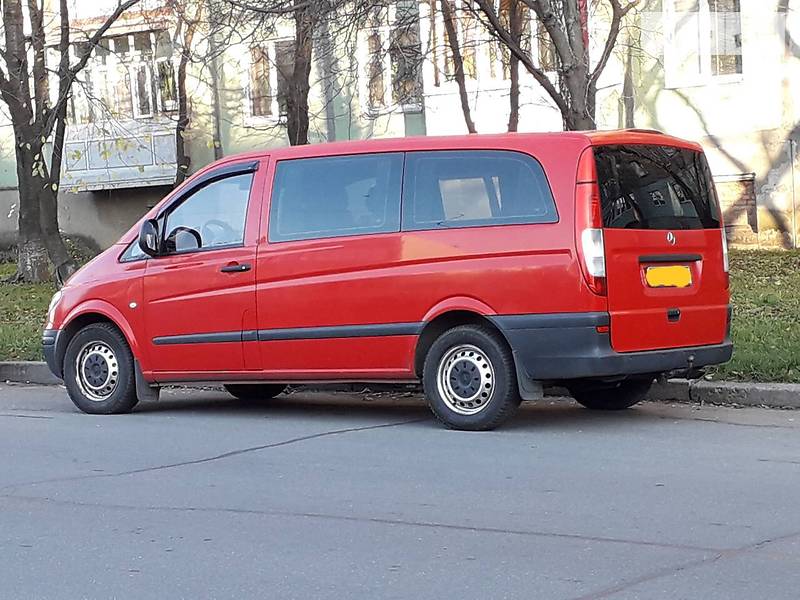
[132,388,664,431]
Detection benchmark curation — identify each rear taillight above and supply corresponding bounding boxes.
[721,228,729,273]
[581,228,607,292]
[575,148,607,296]
[721,228,730,289]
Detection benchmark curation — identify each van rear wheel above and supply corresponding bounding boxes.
[423,325,520,431]
[224,384,286,402]
[568,378,653,411]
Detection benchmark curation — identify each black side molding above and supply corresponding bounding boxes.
[639,253,702,264]
[153,322,425,345]
[257,322,423,341]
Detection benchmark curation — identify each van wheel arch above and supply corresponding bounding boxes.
[414,311,511,378]
[57,314,132,377]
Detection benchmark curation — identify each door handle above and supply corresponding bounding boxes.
[220,263,251,273]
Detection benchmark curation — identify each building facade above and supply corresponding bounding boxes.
[0,0,797,252]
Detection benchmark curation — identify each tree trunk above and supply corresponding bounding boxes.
[175,57,191,185]
[507,0,522,132]
[622,43,635,128]
[14,139,51,282]
[562,59,593,130]
[1,0,139,282]
[39,188,75,284]
[42,86,77,283]
[175,8,201,186]
[440,0,476,133]
[564,111,596,131]
[286,4,314,146]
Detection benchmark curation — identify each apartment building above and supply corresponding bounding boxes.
[0,0,796,250]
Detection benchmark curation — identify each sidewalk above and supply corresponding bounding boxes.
[2,360,798,409]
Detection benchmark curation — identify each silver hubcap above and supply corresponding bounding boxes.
[437,344,495,415]
[75,342,119,402]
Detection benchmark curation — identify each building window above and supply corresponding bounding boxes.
[155,30,177,112]
[367,31,386,108]
[64,29,176,124]
[361,4,422,113]
[494,0,532,79]
[246,40,293,122]
[665,0,742,88]
[710,0,742,75]
[134,64,154,117]
[537,21,556,72]
[249,46,272,117]
[390,26,423,105]
[274,40,294,118]
[441,0,478,81]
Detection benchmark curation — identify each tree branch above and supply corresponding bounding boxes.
[473,0,569,116]
[588,0,638,88]
[441,0,477,132]
[519,0,577,72]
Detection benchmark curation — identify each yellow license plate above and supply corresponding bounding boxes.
[645,265,692,288]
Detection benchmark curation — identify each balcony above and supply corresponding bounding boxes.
[62,119,177,192]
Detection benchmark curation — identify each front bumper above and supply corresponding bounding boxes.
[42,329,63,379]
[490,312,733,381]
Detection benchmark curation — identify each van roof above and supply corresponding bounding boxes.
[210,129,703,169]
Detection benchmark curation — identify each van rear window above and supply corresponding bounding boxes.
[594,145,721,230]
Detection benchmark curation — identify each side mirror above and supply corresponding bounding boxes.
[138,219,161,257]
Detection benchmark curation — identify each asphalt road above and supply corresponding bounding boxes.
[1,383,799,600]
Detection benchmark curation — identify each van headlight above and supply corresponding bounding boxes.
[47,290,62,319]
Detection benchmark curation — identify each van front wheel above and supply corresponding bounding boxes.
[423,325,520,431]
[568,378,653,411]
[63,323,138,415]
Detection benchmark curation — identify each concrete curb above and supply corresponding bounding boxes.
[1,361,798,409]
[0,361,61,386]
[647,379,800,409]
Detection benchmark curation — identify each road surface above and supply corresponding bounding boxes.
[1,383,799,599]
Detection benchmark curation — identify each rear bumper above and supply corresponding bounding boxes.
[490,312,733,381]
[42,329,63,379]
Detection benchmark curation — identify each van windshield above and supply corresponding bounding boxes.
[594,144,721,230]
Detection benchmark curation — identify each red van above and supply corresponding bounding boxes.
[42,131,732,430]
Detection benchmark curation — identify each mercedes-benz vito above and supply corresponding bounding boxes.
[43,130,732,430]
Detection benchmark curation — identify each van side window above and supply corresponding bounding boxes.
[269,153,403,242]
[162,173,253,253]
[402,150,557,231]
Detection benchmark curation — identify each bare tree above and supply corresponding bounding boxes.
[0,0,140,282]
[171,0,204,184]
[220,0,333,146]
[285,1,315,144]
[218,0,422,145]
[473,0,638,130]
[505,0,523,131]
[440,0,476,133]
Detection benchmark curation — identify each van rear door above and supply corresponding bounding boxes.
[594,144,729,353]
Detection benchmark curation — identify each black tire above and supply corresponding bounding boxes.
[63,322,138,415]
[224,383,286,402]
[568,378,653,411]
[422,324,520,431]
